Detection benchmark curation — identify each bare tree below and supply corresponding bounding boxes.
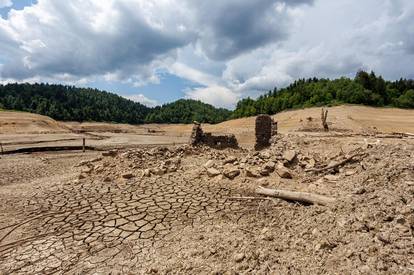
[321,108,329,132]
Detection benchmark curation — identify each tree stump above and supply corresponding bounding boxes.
[321,108,329,132]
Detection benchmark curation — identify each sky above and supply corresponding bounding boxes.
[0,0,413,109]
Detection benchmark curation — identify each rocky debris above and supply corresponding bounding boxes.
[276,164,293,179]
[223,168,241,179]
[3,133,414,274]
[207,168,221,177]
[283,150,297,162]
[74,157,102,168]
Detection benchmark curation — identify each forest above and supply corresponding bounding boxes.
[0,83,231,124]
[1,71,413,124]
[232,71,414,118]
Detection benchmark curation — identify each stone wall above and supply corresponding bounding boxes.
[189,122,238,149]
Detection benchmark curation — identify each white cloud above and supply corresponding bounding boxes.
[0,0,12,8]
[169,62,219,87]
[1,0,414,108]
[185,86,239,109]
[124,94,158,107]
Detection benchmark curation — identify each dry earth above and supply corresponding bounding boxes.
[0,106,414,274]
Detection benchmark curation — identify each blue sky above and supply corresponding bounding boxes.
[0,0,34,17]
[0,0,414,109]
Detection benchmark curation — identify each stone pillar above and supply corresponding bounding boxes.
[189,121,203,146]
[255,115,272,150]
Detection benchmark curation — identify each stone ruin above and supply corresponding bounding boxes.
[255,114,277,150]
[189,122,238,149]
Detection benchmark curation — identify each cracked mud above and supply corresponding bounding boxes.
[0,167,254,273]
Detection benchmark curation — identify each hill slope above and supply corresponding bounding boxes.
[146,99,231,124]
[233,71,414,119]
[0,83,230,124]
[0,111,70,134]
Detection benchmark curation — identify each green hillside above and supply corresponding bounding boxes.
[0,83,230,124]
[146,99,231,124]
[232,71,414,118]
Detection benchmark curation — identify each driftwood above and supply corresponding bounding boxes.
[305,153,364,173]
[392,132,414,138]
[256,186,336,206]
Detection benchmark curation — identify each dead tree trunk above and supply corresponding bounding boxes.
[255,186,336,205]
[321,108,329,132]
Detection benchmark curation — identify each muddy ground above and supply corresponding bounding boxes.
[0,132,413,274]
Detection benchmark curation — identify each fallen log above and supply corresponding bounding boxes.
[255,186,336,206]
[305,153,364,173]
[392,132,414,137]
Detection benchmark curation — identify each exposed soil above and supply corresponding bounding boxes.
[0,132,413,274]
[0,106,414,274]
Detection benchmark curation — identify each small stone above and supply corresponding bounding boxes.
[359,265,371,274]
[259,152,271,159]
[283,150,296,162]
[256,178,269,187]
[78,174,86,180]
[276,164,292,179]
[233,253,245,263]
[259,168,270,176]
[167,165,178,173]
[246,168,260,178]
[75,160,90,167]
[143,169,151,177]
[324,174,340,181]
[306,158,316,168]
[223,156,237,164]
[91,157,102,162]
[315,241,335,251]
[102,150,117,157]
[151,168,166,176]
[345,170,357,176]
[376,232,391,244]
[207,168,221,177]
[122,173,134,179]
[223,168,240,179]
[103,176,111,182]
[204,160,215,168]
[395,215,406,224]
[261,161,276,175]
[354,187,367,195]
[81,167,93,174]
